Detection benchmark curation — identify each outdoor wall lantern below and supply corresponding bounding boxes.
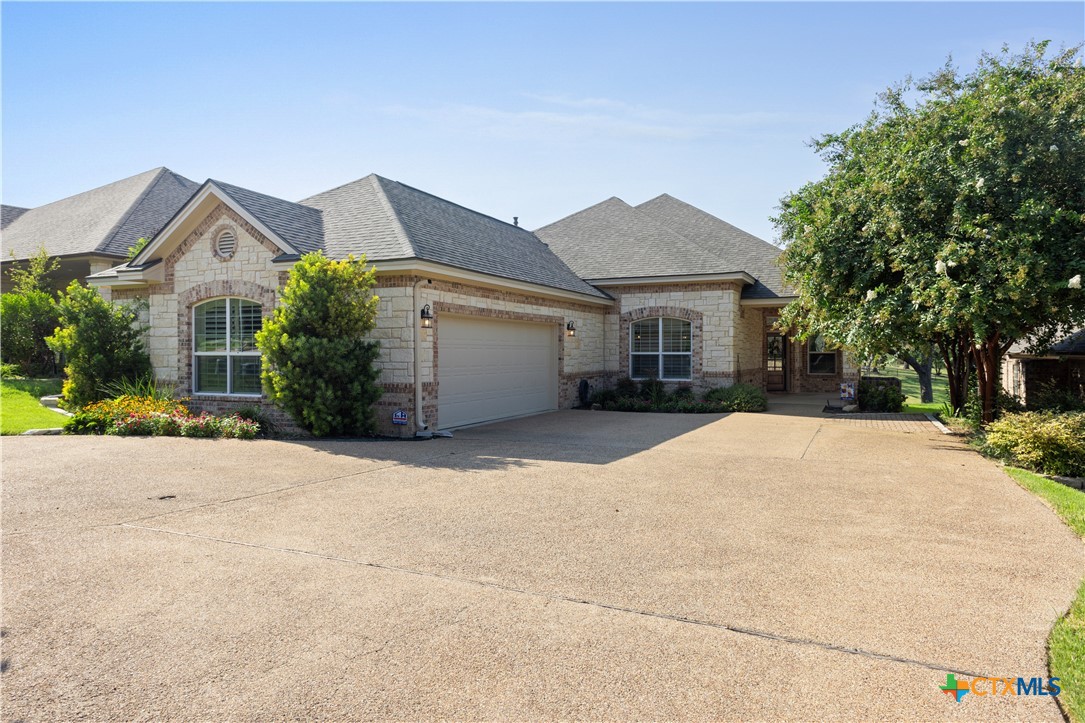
[420,304,434,328]
[566,320,576,337]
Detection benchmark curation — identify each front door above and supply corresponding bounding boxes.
[766,332,787,391]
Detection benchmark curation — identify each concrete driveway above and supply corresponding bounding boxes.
[2,409,1081,720]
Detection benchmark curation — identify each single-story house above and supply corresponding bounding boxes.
[1,167,198,296]
[1002,329,1085,407]
[22,170,855,436]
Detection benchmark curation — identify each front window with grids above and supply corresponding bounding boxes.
[630,317,692,380]
[807,334,838,375]
[193,298,262,395]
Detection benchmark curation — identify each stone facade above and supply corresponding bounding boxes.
[600,282,742,392]
[115,204,855,438]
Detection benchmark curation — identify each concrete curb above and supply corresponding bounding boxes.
[21,428,63,435]
[925,413,952,435]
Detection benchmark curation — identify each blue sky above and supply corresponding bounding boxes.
[3,2,1082,243]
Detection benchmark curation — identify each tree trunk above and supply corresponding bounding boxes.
[971,333,1002,425]
[936,331,972,415]
[897,350,934,403]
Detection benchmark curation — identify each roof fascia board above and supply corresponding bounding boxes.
[740,297,796,307]
[132,182,296,265]
[368,259,614,306]
[589,272,755,286]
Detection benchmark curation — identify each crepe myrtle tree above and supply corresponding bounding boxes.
[255,251,382,437]
[775,41,1085,422]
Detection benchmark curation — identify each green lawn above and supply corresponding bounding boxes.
[865,363,949,415]
[1005,467,1085,722]
[1,378,65,435]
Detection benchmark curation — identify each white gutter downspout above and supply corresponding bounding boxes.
[413,278,433,437]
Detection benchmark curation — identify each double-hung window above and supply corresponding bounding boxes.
[630,317,692,380]
[193,298,262,395]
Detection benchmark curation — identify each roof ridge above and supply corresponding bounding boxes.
[96,167,170,255]
[639,193,780,253]
[535,196,631,232]
[210,178,318,210]
[297,173,380,205]
[368,176,416,258]
[11,166,165,216]
[381,176,528,232]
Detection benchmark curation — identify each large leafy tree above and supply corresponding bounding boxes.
[776,42,1085,422]
[255,252,382,437]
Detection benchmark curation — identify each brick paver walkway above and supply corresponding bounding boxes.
[826,413,937,433]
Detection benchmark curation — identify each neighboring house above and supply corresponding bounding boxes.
[1002,329,1085,407]
[1,167,198,296]
[79,172,856,436]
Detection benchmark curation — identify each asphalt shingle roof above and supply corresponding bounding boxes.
[1051,328,1085,355]
[2,168,198,261]
[302,175,608,298]
[635,194,789,299]
[535,194,789,299]
[1,205,30,230]
[211,180,325,254]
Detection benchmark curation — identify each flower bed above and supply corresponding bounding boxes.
[65,395,260,439]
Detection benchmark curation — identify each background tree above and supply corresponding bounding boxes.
[776,42,1085,421]
[46,282,151,409]
[255,252,382,437]
[0,247,60,376]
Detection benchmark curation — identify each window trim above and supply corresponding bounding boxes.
[629,317,693,381]
[192,297,263,397]
[807,334,838,375]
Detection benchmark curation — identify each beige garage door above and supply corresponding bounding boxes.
[438,315,557,429]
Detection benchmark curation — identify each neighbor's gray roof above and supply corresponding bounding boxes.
[1,205,30,230]
[635,194,788,299]
[535,194,789,299]
[2,168,198,261]
[1052,328,1085,355]
[301,175,608,298]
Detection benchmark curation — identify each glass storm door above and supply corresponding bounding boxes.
[766,333,787,391]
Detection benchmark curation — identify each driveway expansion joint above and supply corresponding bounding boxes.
[120,521,992,682]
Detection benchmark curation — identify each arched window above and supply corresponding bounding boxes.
[193,298,262,395]
[631,317,692,380]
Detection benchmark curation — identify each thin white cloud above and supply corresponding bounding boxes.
[380,94,807,142]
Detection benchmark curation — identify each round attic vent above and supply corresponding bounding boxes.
[215,230,237,259]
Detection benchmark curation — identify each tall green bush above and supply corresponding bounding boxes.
[255,252,382,437]
[1,247,60,376]
[985,411,1085,477]
[46,282,151,410]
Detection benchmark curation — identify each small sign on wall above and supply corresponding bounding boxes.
[392,409,409,426]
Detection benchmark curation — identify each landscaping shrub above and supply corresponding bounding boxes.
[1,363,23,378]
[704,383,769,412]
[615,376,638,398]
[638,378,667,404]
[0,248,60,377]
[47,282,151,410]
[672,384,695,401]
[589,388,620,407]
[858,379,906,412]
[99,374,176,401]
[984,411,1085,477]
[255,252,382,437]
[234,405,277,438]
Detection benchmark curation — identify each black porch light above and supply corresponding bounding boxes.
[566,320,576,337]
[420,304,434,328]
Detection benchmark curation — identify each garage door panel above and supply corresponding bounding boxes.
[438,316,557,429]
